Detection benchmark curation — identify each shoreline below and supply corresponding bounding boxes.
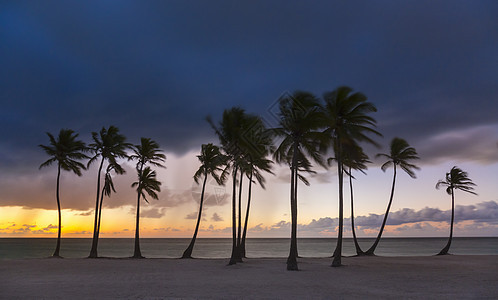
[1,255,497,299]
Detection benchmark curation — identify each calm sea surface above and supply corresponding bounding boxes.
[0,238,497,259]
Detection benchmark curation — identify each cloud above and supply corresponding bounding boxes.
[353,201,498,228]
[416,124,498,165]
[140,208,167,219]
[242,201,498,236]
[185,211,207,220]
[211,212,223,222]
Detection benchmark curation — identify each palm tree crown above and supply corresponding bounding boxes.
[39,129,88,174]
[88,126,130,167]
[132,166,162,203]
[377,137,420,178]
[193,143,229,185]
[323,86,381,148]
[129,137,166,170]
[273,91,327,169]
[436,166,477,195]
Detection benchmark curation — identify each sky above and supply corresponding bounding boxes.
[1,1,497,238]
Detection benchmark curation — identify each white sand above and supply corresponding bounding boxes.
[1,255,497,299]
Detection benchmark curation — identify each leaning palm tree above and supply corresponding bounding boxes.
[129,137,166,258]
[322,86,381,267]
[131,166,162,258]
[96,162,125,246]
[365,137,420,255]
[39,129,88,257]
[182,143,228,259]
[339,142,370,256]
[272,91,327,270]
[436,166,476,255]
[239,122,274,258]
[88,126,130,258]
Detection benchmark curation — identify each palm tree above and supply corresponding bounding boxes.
[131,166,162,257]
[88,126,130,258]
[322,86,381,267]
[338,142,370,256]
[96,163,125,245]
[365,137,420,255]
[182,143,228,259]
[39,129,88,257]
[272,91,326,270]
[207,107,251,265]
[239,120,274,258]
[129,137,166,258]
[436,166,476,255]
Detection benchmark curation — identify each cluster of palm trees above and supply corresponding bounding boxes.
[39,85,477,269]
[39,126,165,258]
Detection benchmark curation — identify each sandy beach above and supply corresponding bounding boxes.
[1,255,497,299]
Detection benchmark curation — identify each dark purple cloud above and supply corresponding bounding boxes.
[1,1,497,171]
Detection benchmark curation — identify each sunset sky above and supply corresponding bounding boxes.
[1,1,497,238]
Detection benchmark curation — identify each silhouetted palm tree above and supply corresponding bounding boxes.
[129,138,166,258]
[272,91,326,270]
[323,86,381,267]
[238,119,274,258]
[131,166,162,258]
[436,166,476,255]
[182,143,228,259]
[39,129,88,257]
[365,137,419,255]
[96,163,125,246]
[208,107,251,265]
[88,126,130,258]
[338,142,370,256]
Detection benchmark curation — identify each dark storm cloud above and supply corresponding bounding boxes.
[1,1,497,172]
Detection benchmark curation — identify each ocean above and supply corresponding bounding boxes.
[1,237,497,259]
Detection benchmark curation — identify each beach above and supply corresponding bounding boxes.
[1,255,497,299]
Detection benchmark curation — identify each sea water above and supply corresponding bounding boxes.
[0,237,497,259]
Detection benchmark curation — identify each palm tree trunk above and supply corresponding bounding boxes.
[240,169,253,258]
[366,165,397,255]
[133,164,145,259]
[89,157,105,258]
[235,170,243,262]
[287,143,299,271]
[438,189,454,255]
[294,167,300,258]
[95,186,105,254]
[182,174,208,259]
[53,164,62,257]
[332,147,344,267]
[349,167,364,256]
[228,166,238,265]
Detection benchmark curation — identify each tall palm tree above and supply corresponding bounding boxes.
[365,137,420,255]
[339,142,370,256]
[129,137,166,258]
[182,143,228,259]
[272,91,326,270]
[131,166,162,257]
[207,107,251,265]
[322,86,381,267]
[39,129,88,257]
[436,166,476,255]
[239,120,274,258]
[88,126,130,258]
[96,163,125,245]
